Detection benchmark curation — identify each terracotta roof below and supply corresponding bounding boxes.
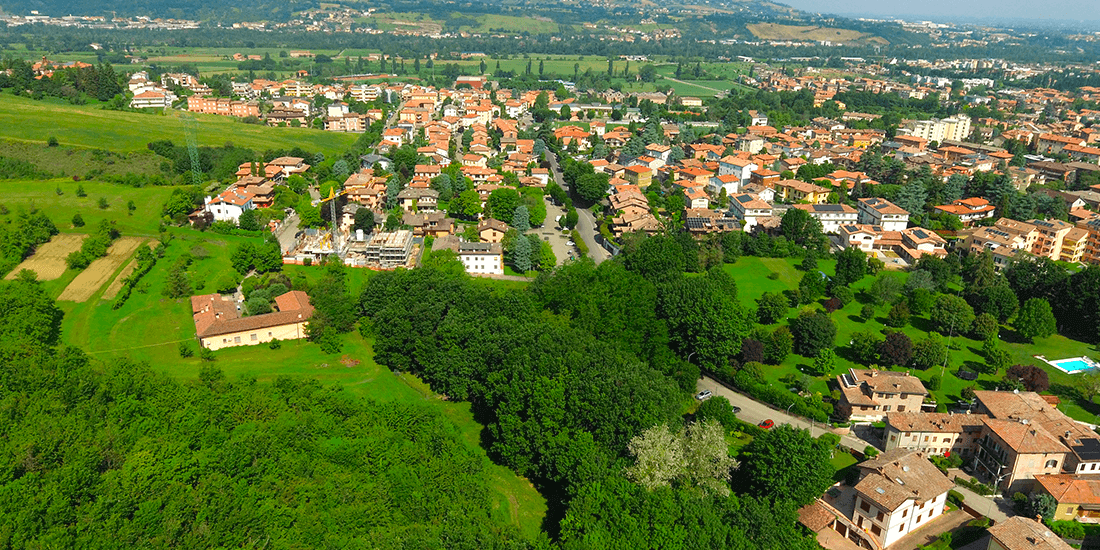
[797,502,836,532]
[988,516,1073,550]
[887,412,986,433]
[192,291,313,339]
[983,417,1069,455]
[1034,474,1100,505]
[854,449,954,511]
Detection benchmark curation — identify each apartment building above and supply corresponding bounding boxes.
[904,114,972,143]
[775,179,831,204]
[729,193,774,232]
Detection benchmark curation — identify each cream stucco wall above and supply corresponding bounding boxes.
[200,321,309,351]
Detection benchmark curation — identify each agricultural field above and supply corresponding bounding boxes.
[724,256,1100,424]
[0,178,178,236]
[746,23,887,45]
[57,236,147,302]
[0,93,357,156]
[4,233,86,281]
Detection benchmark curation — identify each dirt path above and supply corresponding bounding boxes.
[661,75,726,94]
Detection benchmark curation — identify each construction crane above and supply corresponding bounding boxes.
[318,186,349,254]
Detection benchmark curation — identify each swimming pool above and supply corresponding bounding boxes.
[1048,357,1098,374]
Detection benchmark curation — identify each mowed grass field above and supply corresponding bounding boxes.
[0,93,356,156]
[0,178,177,236]
[723,256,1100,424]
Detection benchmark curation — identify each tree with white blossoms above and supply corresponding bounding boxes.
[625,420,737,496]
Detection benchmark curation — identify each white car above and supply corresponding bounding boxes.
[695,390,712,401]
[566,240,575,246]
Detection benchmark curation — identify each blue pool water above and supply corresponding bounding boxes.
[1053,359,1092,373]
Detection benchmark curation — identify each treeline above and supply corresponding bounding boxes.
[0,58,123,104]
[112,243,160,309]
[65,219,120,270]
[361,251,831,546]
[0,277,525,548]
[0,210,58,277]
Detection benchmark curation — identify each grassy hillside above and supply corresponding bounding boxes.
[0,93,357,156]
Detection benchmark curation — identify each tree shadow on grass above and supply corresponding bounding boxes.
[998,328,1030,345]
[848,314,867,324]
[1050,383,1100,419]
[910,315,936,334]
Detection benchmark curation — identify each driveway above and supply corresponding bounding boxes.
[696,374,875,451]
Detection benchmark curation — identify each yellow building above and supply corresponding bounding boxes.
[192,291,313,351]
[775,179,830,204]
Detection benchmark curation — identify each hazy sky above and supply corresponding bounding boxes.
[777,0,1100,22]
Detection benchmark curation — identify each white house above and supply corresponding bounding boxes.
[858,197,910,232]
[458,242,503,275]
[729,193,773,231]
[710,174,741,196]
[130,88,176,109]
[205,188,256,223]
[719,156,758,188]
[850,449,953,548]
[792,203,858,234]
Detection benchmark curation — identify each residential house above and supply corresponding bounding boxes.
[623,165,653,188]
[835,368,931,422]
[858,198,910,232]
[402,211,454,238]
[987,516,1074,550]
[1033,475,1100,524]
[884,412,986,459]
[396,187,439,212]
[933,198,996,225]
[729,193,773,231]
[792,203,858,233]
[478,219,509,243]
[775,179,830,204]
[850,449,954,548]
[432,236,503,275]
[719,155,759,187]
[192,291,313,351]
[204,188,255,223]
[683,187,709,209]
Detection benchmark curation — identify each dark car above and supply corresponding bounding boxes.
[732,406,742,414]
[758,419,775,430]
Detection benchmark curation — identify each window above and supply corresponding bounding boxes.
[876,511,884,522]
[924,436,929,442]
[871,525,881,537]
[251,334,258,341]
[860,500,871,513]
[234,336,241,343]
[890,435,897,442]
[1046,460,1058,468]
[898,405,906,412]
[268,332,272,337]
[902,509,908,518]
[884,405,892,412]
[899,525,905,532]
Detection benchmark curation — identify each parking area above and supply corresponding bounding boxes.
[541,197,578,265]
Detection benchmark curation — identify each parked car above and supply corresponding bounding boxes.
[566,240,575,246]
[758,419,775,429]
[732,406,742,414]
[695,390,712,401]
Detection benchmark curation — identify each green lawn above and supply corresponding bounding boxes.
[1,178,178,237]
[0,93,356,156]
[723,256,1100,424]
[56,227,547,539]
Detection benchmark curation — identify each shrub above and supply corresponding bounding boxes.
[1049,520,1086,540]
[929,374,942,391]
[72,213,85,227]
[832,286,854,306]
[303,257,313,267]
[860,304,874,321]
[885,302,911,328]
[47,136,59,147]
[199,347,215,362]
[178,342,194,358]
[823,297,842,313]
[947,490,964,507]
[269,338,282,350]
[864,446,879,458]
[766,272,779,280]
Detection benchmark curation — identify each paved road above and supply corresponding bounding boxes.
[541,198,578,264]
[546,152,610,264]
[274,212,301,254]
[696,374,875,451]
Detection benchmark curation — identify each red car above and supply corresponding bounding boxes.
[758,419,775,430]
